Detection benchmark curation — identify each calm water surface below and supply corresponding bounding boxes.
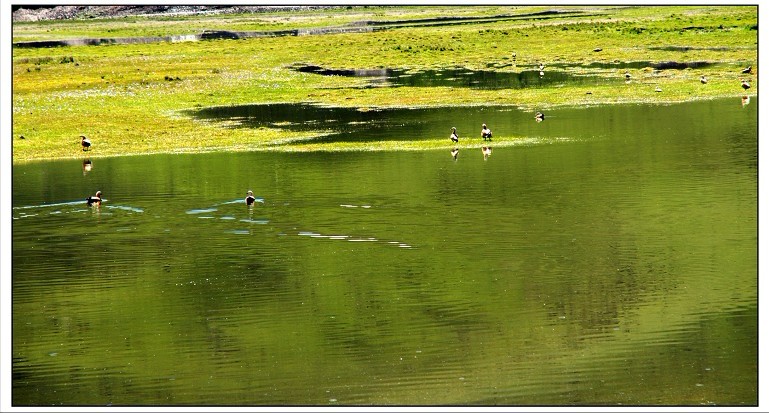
[12,98,757,406]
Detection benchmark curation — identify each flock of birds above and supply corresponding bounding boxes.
[622,65,752,93]
[75,63,754,207]
[444,62,753,161]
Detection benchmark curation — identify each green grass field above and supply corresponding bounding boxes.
[12,5,757,162]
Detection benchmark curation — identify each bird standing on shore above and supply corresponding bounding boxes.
[742,80,751,90]
[481,124,492,141]
[741,65,752,74]
[700,75,708,84]
[245,190,256,206]
[80,135,91,151]
[450,127,459,143]
[86,191,102,207]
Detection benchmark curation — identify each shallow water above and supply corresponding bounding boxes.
[12,97,757,406]
[289,64,609,90]
[287,62,751,90]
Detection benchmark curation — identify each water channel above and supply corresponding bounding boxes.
[12,97,757,406]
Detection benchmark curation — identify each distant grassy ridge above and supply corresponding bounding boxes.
[12,8,600,47]
[11,5,757,163]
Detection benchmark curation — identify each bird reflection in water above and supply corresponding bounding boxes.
[742,95,750,107]
[451,147,459,160]
[82,158,93,175]
[482,146,492,160]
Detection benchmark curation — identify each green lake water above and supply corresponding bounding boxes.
[12,97,757,406]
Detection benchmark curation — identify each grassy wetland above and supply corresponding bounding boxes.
[11,5,758,162]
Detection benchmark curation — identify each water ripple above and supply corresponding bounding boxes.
[298,229,412,248]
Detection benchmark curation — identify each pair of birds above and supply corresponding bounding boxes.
[88,189,256,207]
[451,125,492,142]
[450,124,493,143]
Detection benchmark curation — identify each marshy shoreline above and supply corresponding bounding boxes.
[11,5,757,163]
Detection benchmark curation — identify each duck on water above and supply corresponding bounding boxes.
[86,191,102,207]
[246,190,256,206]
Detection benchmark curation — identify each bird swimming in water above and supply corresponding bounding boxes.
[245,190,256,206]
[451,147,459,160]
[741,65,752,74]
[741,80,751,90]
[481,124,492,141]
[450,127,459,143]
[86,191,102,207]
[80,135,91,151]
[700,75,708,84]
[624,72,631,82]
[535,111,545,122]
